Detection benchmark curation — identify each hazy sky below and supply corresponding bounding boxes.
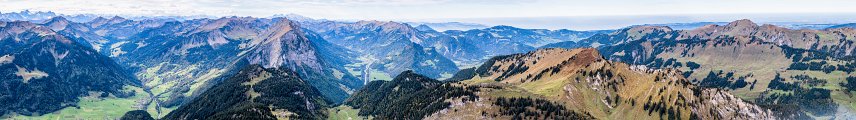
[3,0,856,30]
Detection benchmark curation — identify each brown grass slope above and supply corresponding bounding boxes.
[595,19,856,119]
[427,48,774,119]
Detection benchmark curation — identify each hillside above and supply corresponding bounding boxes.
[163,65,329,120]
[581,19,856,119]
[0,21,139,116]
[339,48,774,119]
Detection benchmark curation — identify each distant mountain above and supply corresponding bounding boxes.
[541,25,674,50]
[0,10,107,23]
[769,22,839,30]
[0,10,59,22]
[339,48,774,119]
[301,20,612,79]
[85,16,171,40]
[414,24,435,32]
[635,22,727,30]
[591,19,856,119]
[406,22,489,31]
[420,24,612,68]
[40,16,112,51]
[0,21,138,116]
[274,13,326,23]
[826,23,856,29]
[419,28,488,66]
[636,22,840,30]
[0,10,211,23]
[302,20,460,79]
[163,65,329,120]
[446,25,610,56]
[30,16,171,56]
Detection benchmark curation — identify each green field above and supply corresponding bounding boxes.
[369,69,393,81]
[327,105,369,120]
[10,86,148,120]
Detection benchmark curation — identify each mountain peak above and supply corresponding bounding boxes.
[86,16,127,28]
[109,16,126,21]
[622,25,674,34]
[356,20,412,29]
[107,16,128,23]
[246,18,325,70]
[89,17,108,22]
[46,16,69,22]
[191,16,259,33]
[726,19,758,28]
[355,20,387,25]
[44,16,71,30]
[414,24,435,32]
[262,18,299,38]
[487,25,521,30]
[276,13,317,22]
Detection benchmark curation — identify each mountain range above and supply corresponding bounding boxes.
[406,22,490,31]
[0,11,855,119]
[545,19,856,119]
[342,48,773,119]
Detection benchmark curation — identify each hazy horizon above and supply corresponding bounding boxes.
[5,0,856,30]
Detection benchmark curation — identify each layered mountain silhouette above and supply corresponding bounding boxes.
[2,12,855,119]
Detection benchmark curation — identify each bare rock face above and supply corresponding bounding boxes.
[693,89,775,120]
[245,19,322,71]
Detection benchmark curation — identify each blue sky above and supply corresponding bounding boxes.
[3,0,856,30]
